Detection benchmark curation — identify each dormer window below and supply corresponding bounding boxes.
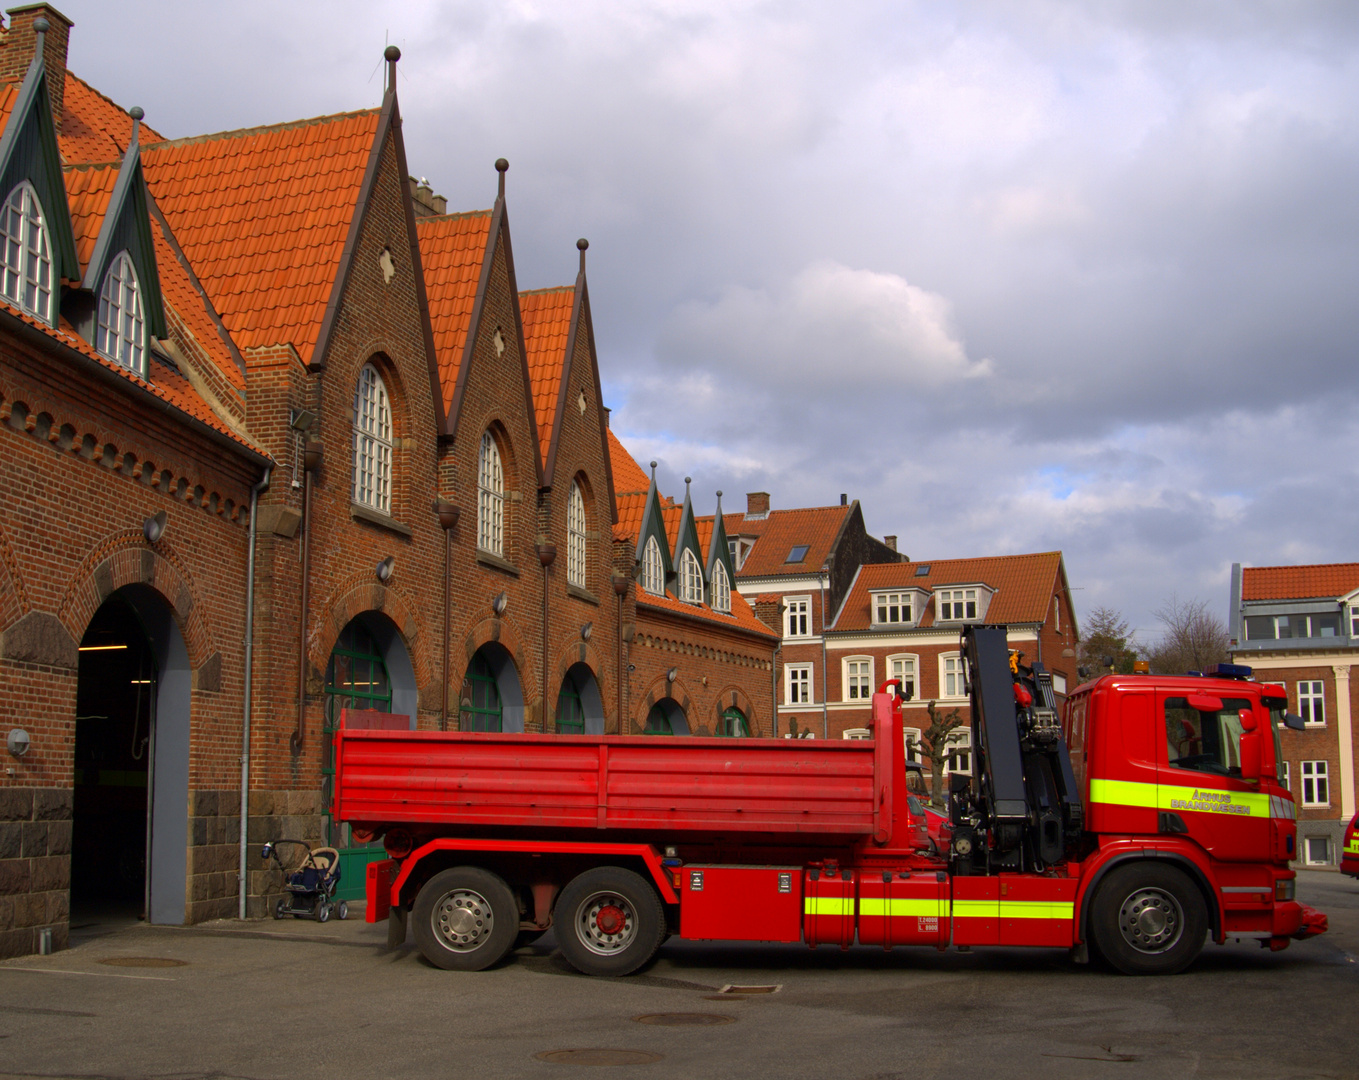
[873,592,913,625]
[728,536,754,571]
[1,181,53,323]
[711,561,731,613]
[642,536,664,596]
[937,588,978,621]
[96,251,145,374]
[679,549,703,604]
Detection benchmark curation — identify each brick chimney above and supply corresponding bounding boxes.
[1,5,73,132]
[745,492,770,519]
[754,593,783,635]
[407,175,447,218]
[884,535,897,552]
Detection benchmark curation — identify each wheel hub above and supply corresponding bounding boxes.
[578,892,637,956]
[595,905,626,935]
[434,889,493,951]
[1119,887,1183,954]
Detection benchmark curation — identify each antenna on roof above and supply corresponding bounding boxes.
[577,237,588,274]
[384,45,400,95]
[496,158,509,199]
[128,106,143,151]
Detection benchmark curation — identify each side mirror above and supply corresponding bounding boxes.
[1283,712,1306,731]
[1187,693,1223,712]
[1237,708,1257,733]
[1239,729,1262,781]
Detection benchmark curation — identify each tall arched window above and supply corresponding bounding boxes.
[1,181,53,323]
[478,430,504,554]
[679,549,703,604]
[641,536,664,596]
[352,363,392,513]
[96,251,145,374]
[710,560,731,613]
[567,480,587,587]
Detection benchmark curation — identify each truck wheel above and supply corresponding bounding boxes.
[1090,863,1207,975]
[412,867,518,971]
[555,867,666,977]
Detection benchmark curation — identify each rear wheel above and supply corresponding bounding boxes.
[273,899,286,920]
[412,867,518,971]
[336,900,349,921]
[555,867,665,977]
[1090,862,1207,975]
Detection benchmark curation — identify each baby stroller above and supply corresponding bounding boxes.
[261,840,347,922]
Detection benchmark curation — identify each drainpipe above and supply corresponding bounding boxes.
[820,565,830,740]
[239,465,272,921]
[613,573,630,733]
[291,440,322,754]
[435,500,461,730]
[537,541,557,732]
[771,635,782,739]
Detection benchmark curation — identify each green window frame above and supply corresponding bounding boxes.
[323,621,392,846]
[460,652,502,732]
[556,680,584,734]
[718,707,749,737]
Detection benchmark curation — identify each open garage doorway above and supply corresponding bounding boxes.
[72,585,190,926]
[459,642,525,732]
[555,663,605,734]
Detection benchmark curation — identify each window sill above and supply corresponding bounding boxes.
[350,503,412,538]
[566,583,600,606]
[476,549,519,577]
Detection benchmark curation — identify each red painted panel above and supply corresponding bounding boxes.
[952,876,999,946]
[857,872,948,949]
[998,874,1076,947]
[365,858,397,923]
[803,869,855,948]
[679,866,802,942]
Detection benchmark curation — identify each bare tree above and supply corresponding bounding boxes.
[1145,595,1231,675]
[915,699,966,807]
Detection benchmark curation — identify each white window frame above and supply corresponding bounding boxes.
[1279,759,1290,792]
[352,363,392,515]
[679,549,703,604]
[945,729,972,776]
[873,592,913,626]
[936,588,978,622]
[785,596,811,638]
[785,663,812,706]
[887,654,918,701]
[567,481,587,588]
[96,251,145,375]
[711,561,731,614]
[0,181,53,323]
[1350,604,1359,639]
[940,652,966,699]
[1300,760,1329,808]
[843,656,873,702]
[903,726,922,764]
[641,536,664,596]
[1303,836,1331,866]
[477,430,504,554]
[1298,680,1325,727]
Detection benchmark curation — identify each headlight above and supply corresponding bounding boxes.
[1275,878,1295,902]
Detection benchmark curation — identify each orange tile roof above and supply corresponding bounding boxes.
[608,429,650,497]
[0,82,16,138]
[834,552,1064,631]
[614,491,648,542]
[152,214,246,394]
[59,72,165,164]
[634,582,778,640]
[1241,564,1359,602]
[417,211,493,417]
[520,285,574,465]
[717,504,851,577]
[62,162,116,272]
[140,109,379,366]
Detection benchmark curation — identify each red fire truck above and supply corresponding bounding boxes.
[334,625,1326,976]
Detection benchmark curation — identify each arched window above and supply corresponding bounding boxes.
[478,430,504,554]
[718,707,748,737]
[567,480,587,587]
[711,560,731,613]
[96,251,145,374]
[641,536,664,596]
[352,364,392,513]
[1,181,53,323]
[679,549,703,604]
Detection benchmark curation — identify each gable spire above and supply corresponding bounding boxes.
[496,157,508,200]
[577,237,587,274]
[384,45,400,95]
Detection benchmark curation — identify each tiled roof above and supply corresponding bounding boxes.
[0,82,16,139]
[62,162,117,272]
[520,285,574,466]
[614,491,647,542]
[634,582,779,640]
[1241,564,1359,602]
[608,429,650,496]
[60,72,165,164]
[417,210,492,417]
[834,551,1064,631]
[140,110,380,367]
[717,504,851,578]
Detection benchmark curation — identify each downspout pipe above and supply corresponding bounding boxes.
[239,465,272,921]
[291,467,313,755]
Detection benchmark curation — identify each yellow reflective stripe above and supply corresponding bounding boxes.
[1089,777,1269,818]
[803,897,853,915]
[999,900,1075,920]
[859,897,949,918]
[952,899,999,918]
[1346,840,1359,855]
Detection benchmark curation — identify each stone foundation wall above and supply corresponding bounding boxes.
[245,789,325,919]
[187,789,242,923]
[0,788,72,959]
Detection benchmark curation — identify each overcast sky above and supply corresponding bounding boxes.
[56,0,1359,647]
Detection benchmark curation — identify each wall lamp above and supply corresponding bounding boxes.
[492,592,508,616]
[580,622,592,641]
[143,510,167,544]
[376,556,395,583]
[7,728,30,757]
[667,667,678,684]
[289,408,316,432]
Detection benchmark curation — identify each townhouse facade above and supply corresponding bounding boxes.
[1228,561,1359,867]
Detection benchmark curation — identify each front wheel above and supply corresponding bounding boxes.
[411,867,518,971]
[273,898,287,920]
[336,900,349,921]
[555,867,666,977]
[1090,862,1207,975]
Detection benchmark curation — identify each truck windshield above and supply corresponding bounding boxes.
[1268,703,1287,784]
[1165,696,1252,777]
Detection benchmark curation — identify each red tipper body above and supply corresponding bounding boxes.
[1342,814,1359,880]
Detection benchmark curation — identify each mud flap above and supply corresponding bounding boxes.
[387,904,408,949]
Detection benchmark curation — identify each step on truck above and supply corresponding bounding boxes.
[334,624,1327,976]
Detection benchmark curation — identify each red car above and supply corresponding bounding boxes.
[905,762,952,852]
[1343,813,1359,880]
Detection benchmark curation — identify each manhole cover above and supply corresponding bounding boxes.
[98,957,187,968]
[633,1013,735,1026]
[534,1049,663,1066]
[715,983,780,995]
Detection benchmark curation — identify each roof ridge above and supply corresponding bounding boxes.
[415,207,493,223]
[1243,561,1359,572]
[520,284,575,297]
[63,70,166,143]
[141,107,379,150]
[899,550,1061,564]
[63,160,120,173]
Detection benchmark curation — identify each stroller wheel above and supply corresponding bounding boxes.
[317,901,330,923]
[336,900,349,921]
[273,899,287,920]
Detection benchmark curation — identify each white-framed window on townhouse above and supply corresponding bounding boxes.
[903,727,922,764]
[679,549,703,604]
[711,561,731,614]
[96,251,145,375]
[477,430,504,554]
[641,536,664,596]
[874,592,912,625]
[1304,836,1332,866]
[888,654,917,701]
[786,664,812,706]
[844,657,872,701]
[937,589,978,621]
[567,480,587,587]
[945,730,972,775]
[1350,604,1359,638]
[0,181,53,323]
[940,653,966,699]
[785,596,811,638]
[352,363,392,514]
[1279,759,1290,793]
[1298,681,1325,726]
[1301,760,1329,808]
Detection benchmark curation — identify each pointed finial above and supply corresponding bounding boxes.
[649,460,658,478]
[128,106,143,149]
[577,237,588,274]
[496,158,508,199]
[384,45,400,95]
[33,16,48,57]
[716,490,723,498]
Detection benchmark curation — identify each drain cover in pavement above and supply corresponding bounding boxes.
[633,1013,735,1026]
[715,984,780,994]
[98,957,187,968]
[534,1049,663,1066]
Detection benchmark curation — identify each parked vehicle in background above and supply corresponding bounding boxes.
[1343,814,1359,880]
